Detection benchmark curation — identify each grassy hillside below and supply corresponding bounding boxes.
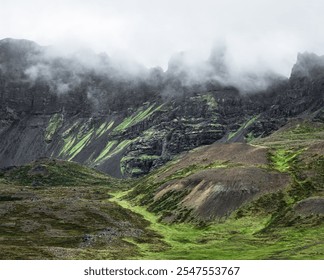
[113,119,324,259]
[1,158,115,187]
[0,160,163,259]
[0,119,323,259]
[111,191,324,259]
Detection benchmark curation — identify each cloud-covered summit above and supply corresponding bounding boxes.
[1,0,324,78]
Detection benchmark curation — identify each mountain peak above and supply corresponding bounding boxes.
[0,37,40,49]
[291,51,324,79]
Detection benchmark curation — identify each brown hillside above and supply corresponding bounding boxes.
[159,143,268,181]
[154,167,290,220]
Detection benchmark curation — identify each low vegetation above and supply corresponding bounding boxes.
[0,119,323,259]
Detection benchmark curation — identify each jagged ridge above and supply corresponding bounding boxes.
[0,39,323,178]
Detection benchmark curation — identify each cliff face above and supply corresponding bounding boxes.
[0,39,323,178]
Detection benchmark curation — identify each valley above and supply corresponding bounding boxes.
[0,119,323,259]
[0,38,323,260]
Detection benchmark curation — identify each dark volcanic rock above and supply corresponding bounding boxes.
[0,39,323,178]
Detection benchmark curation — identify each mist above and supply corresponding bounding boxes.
[1,0,324,76]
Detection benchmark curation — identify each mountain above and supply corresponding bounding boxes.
[127,119,324,222]
[0,39,323,179]
[0,120,323,259]
[0,38,323,259]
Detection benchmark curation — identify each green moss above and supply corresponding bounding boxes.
[244,115,260,128]
[167,164,200,180]
[94,140,133,164]
[282,122,324,140]
[236,191,288,218]
[260,143,323,230]
[254,120,324,147]
[58,123,95,160]
[96,120,114,138]
[45,114,63,142]
[310,156,324,190]
[138,154,159,160]
[59,135,75,157]
[201,94,218,109]
[94,141,118,164]
[68,129,94,160]
[62,121,80,138]
[113,103,164,132]
[138,154,160,160]
[228,115,259,141]
[131,168,143,175]
[269,148,304,173]
[4,159,114,187]
[227,131,237,141]
[148,189,191,216]
[121,154,160,177]
[288,179,316,203]
[110,140,132,158]
[59,122,91,158]
[165,161,236,181]
[245,132,255,143]
[111,191,324,259]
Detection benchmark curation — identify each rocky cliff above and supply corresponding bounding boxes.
[0,38,323,177]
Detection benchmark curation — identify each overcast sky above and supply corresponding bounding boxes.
[1,0,324,76]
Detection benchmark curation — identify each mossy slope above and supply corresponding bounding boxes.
[110,119,324,259]
[0,160,162,260]
[1,119,323,260]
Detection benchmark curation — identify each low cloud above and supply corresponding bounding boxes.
[1,0,324,78]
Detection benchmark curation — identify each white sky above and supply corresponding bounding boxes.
[1,0,324,76]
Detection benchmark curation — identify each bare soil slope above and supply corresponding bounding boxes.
[129,142,291,221]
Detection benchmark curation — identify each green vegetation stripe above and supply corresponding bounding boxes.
[96,120,114,138]
[68,129,94,160]
[228,114,260,141]
[45,113,63,142]
[95,141,118,163]
[113,103,164,132]
[94,139,134,164]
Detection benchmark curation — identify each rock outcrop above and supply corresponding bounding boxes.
[0,39,323,177]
